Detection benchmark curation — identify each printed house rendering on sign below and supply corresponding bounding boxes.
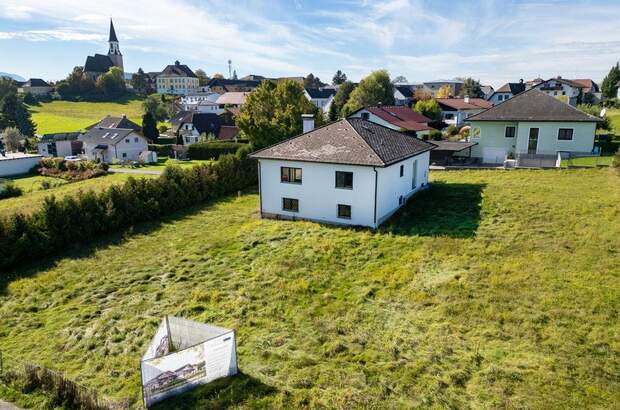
[467,89,601,165]
[249,118,436,228]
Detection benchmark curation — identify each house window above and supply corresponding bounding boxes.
[498,95,503,101]
[445,113,454,120]
[282,198,299,212]
[558,128,573,141]
[281,167,302,184]
[337,204,351,219]
[399,164,404,177]
[335,171,353,189]
[471,127,481,139]
[125,139,130,143]
[122,152,127,158]
[505,126,516,138]
[134,137,139,143]
[361,112,370,120]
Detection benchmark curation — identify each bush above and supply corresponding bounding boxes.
[188,142,245,160]
[601,98,620,108]
[149,144,175,157]
[613,148,620,174]
[445,125,459,136]
[428,129,443,141]
[0,181,23,200]
[155,137,175,145]
[0,154,257,270]
[38,158,108,181]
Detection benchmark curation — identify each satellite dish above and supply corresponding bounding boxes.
[600,108,607,117]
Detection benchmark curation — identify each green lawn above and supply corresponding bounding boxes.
[607,108,620,134]
[0,173,156,217]
[110,158,213,171]
[29,98,144,135]
[560,155,614,167]
[0,169,618,409]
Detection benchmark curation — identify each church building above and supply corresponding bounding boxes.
[84,19,124,81]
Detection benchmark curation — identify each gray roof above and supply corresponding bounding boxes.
[305,88,336,99]
[249,118,435,167]
[81,128,137,146]
[468,89,601,122]
[41,132,81,142]
[25,78,51,87]
[84,54,114,74]
[86,115,141,132]
[109,19,118,42]
[430,141,477,152]
[161,62,196,78]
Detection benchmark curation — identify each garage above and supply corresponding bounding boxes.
[482,147,506,164]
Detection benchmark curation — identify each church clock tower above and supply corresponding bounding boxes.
[107,19,123,72]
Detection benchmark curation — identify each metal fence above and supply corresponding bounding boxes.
[0,350,123,410]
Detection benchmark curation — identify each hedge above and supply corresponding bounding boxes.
[0,153,257,271]
[155,137,176,145]
[188,142,245,160]
[148,144,175,157]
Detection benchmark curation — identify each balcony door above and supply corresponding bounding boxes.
[528,128,539,154]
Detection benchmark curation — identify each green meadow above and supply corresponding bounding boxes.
[0,168,618,409]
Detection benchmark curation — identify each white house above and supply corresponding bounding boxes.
[37,132,82,157]
[304,88,336,114]
[18,78,53,96]
[436,97,492,126]
[393,86,414,106]
[532,77,584,106]
[348,105,432,137]
[423,79,463,97]
[0,152,42,177]
[80,127,149,163]
[249,117,435,228]
[467,89,601,165]
[216,92,249,110]
[486,81,526,105]
[180,92,222,113]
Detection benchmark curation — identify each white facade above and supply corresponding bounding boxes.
[468,120,596,163]
[82,132,149,163]
[533,79,581,106]
[442,109,486,127]
[0,153,42,177]
[488,92,513,105]
[180,93,222,113]
[37,140,73,157]
[304,90,334,114]
[257,152,430,228]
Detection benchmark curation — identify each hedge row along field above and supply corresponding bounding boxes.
[0,152,257,271]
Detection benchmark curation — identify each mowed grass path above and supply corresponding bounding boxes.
[0,173,156,217]
[29,99,144,134]
[0,169,619,409]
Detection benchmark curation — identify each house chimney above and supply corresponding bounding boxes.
[302,114,314,133]
[464,95,470,103]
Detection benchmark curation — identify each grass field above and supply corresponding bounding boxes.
[560,155,614,167]
[110,158,213,171]
[0,168,618,409]
[29,98,144,135]
[607,108,620,134]
[0,173,156,217]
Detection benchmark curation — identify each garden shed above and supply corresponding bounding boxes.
[140,316,237,407]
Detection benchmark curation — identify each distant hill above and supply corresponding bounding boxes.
[0,72,25,81]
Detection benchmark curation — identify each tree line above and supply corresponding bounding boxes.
[0,77,36,152]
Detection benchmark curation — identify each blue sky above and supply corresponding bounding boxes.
[1,0,620,87]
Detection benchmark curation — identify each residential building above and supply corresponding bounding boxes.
[467,89,600,165]
[84,20,123,81]
[423,79,464,97]
[80,128,148,163]
[393,86,414,106]
[17,79,53,96]
[37,132,82,157]
[180,92,222,113]
[86,115,142,133]
[0,153,43,177]
[348,105,432,136]
[532,77,585,106]
[304,88,336,114]
[487,80,526,105]
[249,117,435,228]
[436,97,492,126]
[157,61,199,95]
[571,79,602,103]
[480,85,495,100]
[216,92,250,110]
[205,78,260,94]
[170,112,228,145]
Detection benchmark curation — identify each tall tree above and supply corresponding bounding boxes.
[436,85,452,98]
[392,75,408,84]
[14,103,36,137]
[131,68,149,94]
[2,127,22,152]
[195,69,209,86]
[332,70,347,85]
[141,112,159,141]
[413,99,442,122]
[331,81,356,119]
[236,79,321,148]
[304,73,324,89]
[95,67,126,97]
[143,94,168,122]
[601,62,620,99]
[0,77,17,100]
[341,70,394,116]
[458,78,484,98]
[0,92,19,129]
[212,73,225,79]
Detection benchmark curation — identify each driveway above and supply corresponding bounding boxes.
[108,168,162,175]
[0,400,21,410]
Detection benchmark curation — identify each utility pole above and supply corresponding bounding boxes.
[228,59,232,79]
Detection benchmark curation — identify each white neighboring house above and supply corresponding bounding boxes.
[348,105,432,137]
[18,78,53,96]
[436,97,493,126]
[467,89,601,165]
[249,117,435,229]
[393,85,414,106]
[304,88,336,114]
[37,132,82,157]
[532,77,583,106]
[80,127,149,163]
[486,81,526,105]
[216,92,249,110]
[180,92,222,113]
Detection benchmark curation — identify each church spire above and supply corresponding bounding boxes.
[109,19,118,43]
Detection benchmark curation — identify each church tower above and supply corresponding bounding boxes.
[107,19,123,72]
